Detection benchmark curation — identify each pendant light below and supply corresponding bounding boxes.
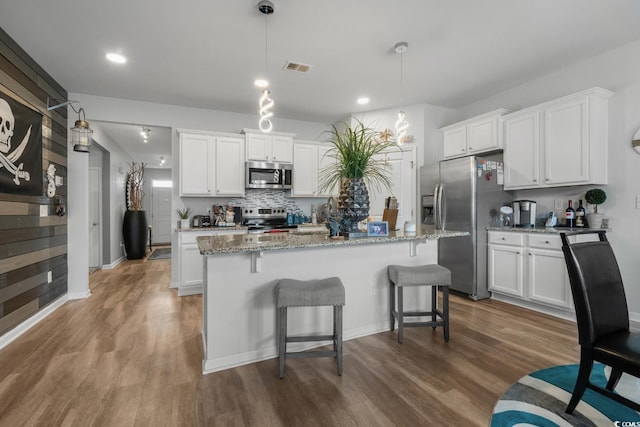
[394,41,409,146]
[256,0,275,133]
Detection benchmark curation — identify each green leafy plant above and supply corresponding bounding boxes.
[318,119,397,194]
[176,207,192,219]
[585,188,607,213]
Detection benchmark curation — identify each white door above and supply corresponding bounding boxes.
[151,187,172,245]
[88,167,102,269]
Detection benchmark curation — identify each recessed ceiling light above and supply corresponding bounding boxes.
[254,78,269,88]
[357,97,370,105]
[106,52,127,64]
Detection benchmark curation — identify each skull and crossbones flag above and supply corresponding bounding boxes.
[0,93,43,196]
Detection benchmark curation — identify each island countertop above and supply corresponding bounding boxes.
[486,226,608,234]
[197,229,468,255]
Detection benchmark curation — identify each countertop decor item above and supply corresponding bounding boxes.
[319,120,396,236]
[123,162,148,259]
[585,188,607,229]
[176,207,192,229]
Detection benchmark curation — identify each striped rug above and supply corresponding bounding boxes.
[491,364,640,426]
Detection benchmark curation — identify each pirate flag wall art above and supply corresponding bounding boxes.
[0,93,43,196]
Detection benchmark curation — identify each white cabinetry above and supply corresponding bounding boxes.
[488,231,599,313]
[177,229,247,296]
[291,142,336,197]
[243,129,295,163]
[504,87,612,190]
[440,109,510,159]
[178,130,245,197]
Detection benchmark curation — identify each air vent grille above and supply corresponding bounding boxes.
[283,61,312,73]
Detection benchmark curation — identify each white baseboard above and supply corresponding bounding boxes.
[102,256,125,270]
[630,312,640,331]
[178,284,203,296]
[170,281,179,289]
[0,295,68,351]
[68,290,91,300]
[202,322,387,375]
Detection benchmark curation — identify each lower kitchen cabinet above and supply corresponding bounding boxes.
[177,229,247,296]
[488,231,572,311]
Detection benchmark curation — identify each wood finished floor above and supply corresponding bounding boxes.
[0,256,580,426]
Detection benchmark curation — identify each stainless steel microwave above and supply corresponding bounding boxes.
[245,161,293,189]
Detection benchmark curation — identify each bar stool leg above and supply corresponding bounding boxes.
[278,307,287,378]
[443,286,450,342]
[336,305,343,376]
[397,286,404,343]
[389,281,396,332]
[431,285,437,328]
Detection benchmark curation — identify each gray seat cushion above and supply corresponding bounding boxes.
[277,277,345,307]
[388,264,451,287]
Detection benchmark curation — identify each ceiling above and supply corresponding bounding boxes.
[2,1,640,165]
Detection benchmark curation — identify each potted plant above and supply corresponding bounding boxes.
[176,207,192,229]
[123,162,148,259]
[585,188,607,229]
[318,119,397,236]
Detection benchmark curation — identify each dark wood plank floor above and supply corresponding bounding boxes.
[0,256,579,426]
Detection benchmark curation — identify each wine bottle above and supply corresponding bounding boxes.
[575,199,586,227]
[565,200,576,228]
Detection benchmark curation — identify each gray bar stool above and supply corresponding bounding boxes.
[388,264,450,343]
[276,277,345,378]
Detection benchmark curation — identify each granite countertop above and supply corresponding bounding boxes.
[486,226,608,234]
[197,229,468,255]
[176,225,248,233]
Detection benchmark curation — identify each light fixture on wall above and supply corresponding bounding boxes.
[47,98,93,153]
[633,127,640,154]
[256,0,275,133]
[394,41,409,146]
[141,127,150,143]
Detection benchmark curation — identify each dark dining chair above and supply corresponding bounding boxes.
[560,231,640,414]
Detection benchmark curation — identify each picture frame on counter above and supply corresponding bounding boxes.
[367,221,389,236]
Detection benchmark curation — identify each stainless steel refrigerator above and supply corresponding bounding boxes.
[420,152,513,300]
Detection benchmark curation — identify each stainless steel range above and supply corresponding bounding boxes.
[242,206,296,234]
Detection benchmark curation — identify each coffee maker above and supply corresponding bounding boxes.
[512,200,537,227]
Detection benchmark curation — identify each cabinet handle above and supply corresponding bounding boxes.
[528,253,531,256]
[461,148,465,152]
[545,241,550,244]
[545,178,549,181]
[501,237,506,240]
[517,252,521,255]
[533,179,537,183]
[469,147,473,150]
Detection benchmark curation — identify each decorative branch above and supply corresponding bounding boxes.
[126,162,146,211]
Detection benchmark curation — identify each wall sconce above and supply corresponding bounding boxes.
[47,98,93,153]
[633,127,640,155]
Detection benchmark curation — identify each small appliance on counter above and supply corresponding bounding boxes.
[512,200,537,227]
[192,215,211,227]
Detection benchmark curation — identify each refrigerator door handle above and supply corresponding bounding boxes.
[440,184,447,230]
[434,184,441,230]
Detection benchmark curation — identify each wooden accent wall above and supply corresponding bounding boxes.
[0,28,68,336]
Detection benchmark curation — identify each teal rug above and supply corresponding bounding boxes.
[491,364,639,426]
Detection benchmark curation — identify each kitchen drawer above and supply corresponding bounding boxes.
[488,231,524,246]
[528,234,562,250]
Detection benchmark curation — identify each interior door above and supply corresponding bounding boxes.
[88,167,102,269]
[152,186,172,245]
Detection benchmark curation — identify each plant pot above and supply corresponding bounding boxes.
[180,219,190,229]
[123,210,148,259]
[586,213,604,229]
[338,178,370,235]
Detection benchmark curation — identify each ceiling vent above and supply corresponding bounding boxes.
[283,61,312,73]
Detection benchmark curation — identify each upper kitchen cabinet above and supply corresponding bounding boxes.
[178,130,245,197]
[503,87,612,190]
[291,141,336,197]
[243,129,295,163]
[440,109,511,159]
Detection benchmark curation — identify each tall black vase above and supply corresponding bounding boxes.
[123,210,148,259]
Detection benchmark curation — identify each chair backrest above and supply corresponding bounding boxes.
[561,232,629,345]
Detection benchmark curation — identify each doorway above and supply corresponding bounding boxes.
[88,166,103,270]
[151,184,172,245]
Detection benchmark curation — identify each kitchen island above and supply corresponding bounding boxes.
[197,229,467,374]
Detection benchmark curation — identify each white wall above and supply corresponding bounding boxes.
[454,39,640,320]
